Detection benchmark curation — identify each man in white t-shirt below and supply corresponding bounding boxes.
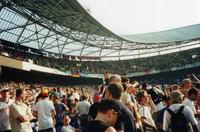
[163,90,198,132]
[33,89,56,132]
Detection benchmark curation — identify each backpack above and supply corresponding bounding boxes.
[147,87,162,104]
[167,106,189,132]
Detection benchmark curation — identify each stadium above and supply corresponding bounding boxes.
[0,0,200,132]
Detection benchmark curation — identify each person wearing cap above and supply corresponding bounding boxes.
[86,99,119,132]
[33,89,56,132]
[121,83,143,132]
[145,84,165,111]
[9,89,33,132]
[180,79,192,98]
[163,90,198,132]
[126,82,140,107]
[0,87,13,132]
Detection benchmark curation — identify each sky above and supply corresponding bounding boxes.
[78,0,200,35]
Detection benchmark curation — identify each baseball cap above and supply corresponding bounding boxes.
[41,89,49,97]
[127,81,139,89]
[170,90,184,103]
[146,85,153,90]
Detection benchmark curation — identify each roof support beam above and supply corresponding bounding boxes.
[118,41,124,58]
[40,28,51,49]
[0,20,32,34]
[101,50,119,57]
[80,34,89,56]
[99,37,107,57]
[18,27,45,43]
[0,2,4,11]
[60,30,72,54]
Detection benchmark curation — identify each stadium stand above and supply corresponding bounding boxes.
[1,0,200,132]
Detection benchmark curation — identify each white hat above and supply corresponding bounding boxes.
[146,85,152,90]
[127,82,139,89]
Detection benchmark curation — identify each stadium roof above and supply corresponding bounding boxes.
[122,24,200,43]
[0,0,200,60]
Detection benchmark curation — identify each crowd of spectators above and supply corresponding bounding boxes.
[1,74,200,132]
[1,40,200,75]
[0,81,97,132]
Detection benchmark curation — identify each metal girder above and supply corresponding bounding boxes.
[2,0,133,50]
[80,34,89,56]
[60,38,69,54]
[34,23,40,49]
[40,28,51,49]
[16,19,30,43]
[18,25,45,43]
[101,50,119,58]
[83,49,101,56]
[0,20,32,34]
[118,41,124,57]
[6,8,110,51]
[64,46,92,54]
[1,0,197,60]
[99,37,107,57]
[55,34,61,53]
[42,35,63,50]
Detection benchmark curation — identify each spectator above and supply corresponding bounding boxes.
[146,85,165,111]
[102,74,121,99]
[180,79,192,98]
[136,90,157,132]
[126,82,140,107]
[9,89,33,132]
[106,83,137,132]
[182,88,200,115]
[72,88,80,101]
[163,90,198,132]
[86,99,119,132]
[57,87,65,99]
[171,84,180,91]
[156,95,171,132]
[109,75,121,84]
[61,114,77,132]
[75,94,91,132]
[0,87,13,132]
[75,94,90,116]
[53,94,69,132]
[33,89,56,132]
[88,92,102,120]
